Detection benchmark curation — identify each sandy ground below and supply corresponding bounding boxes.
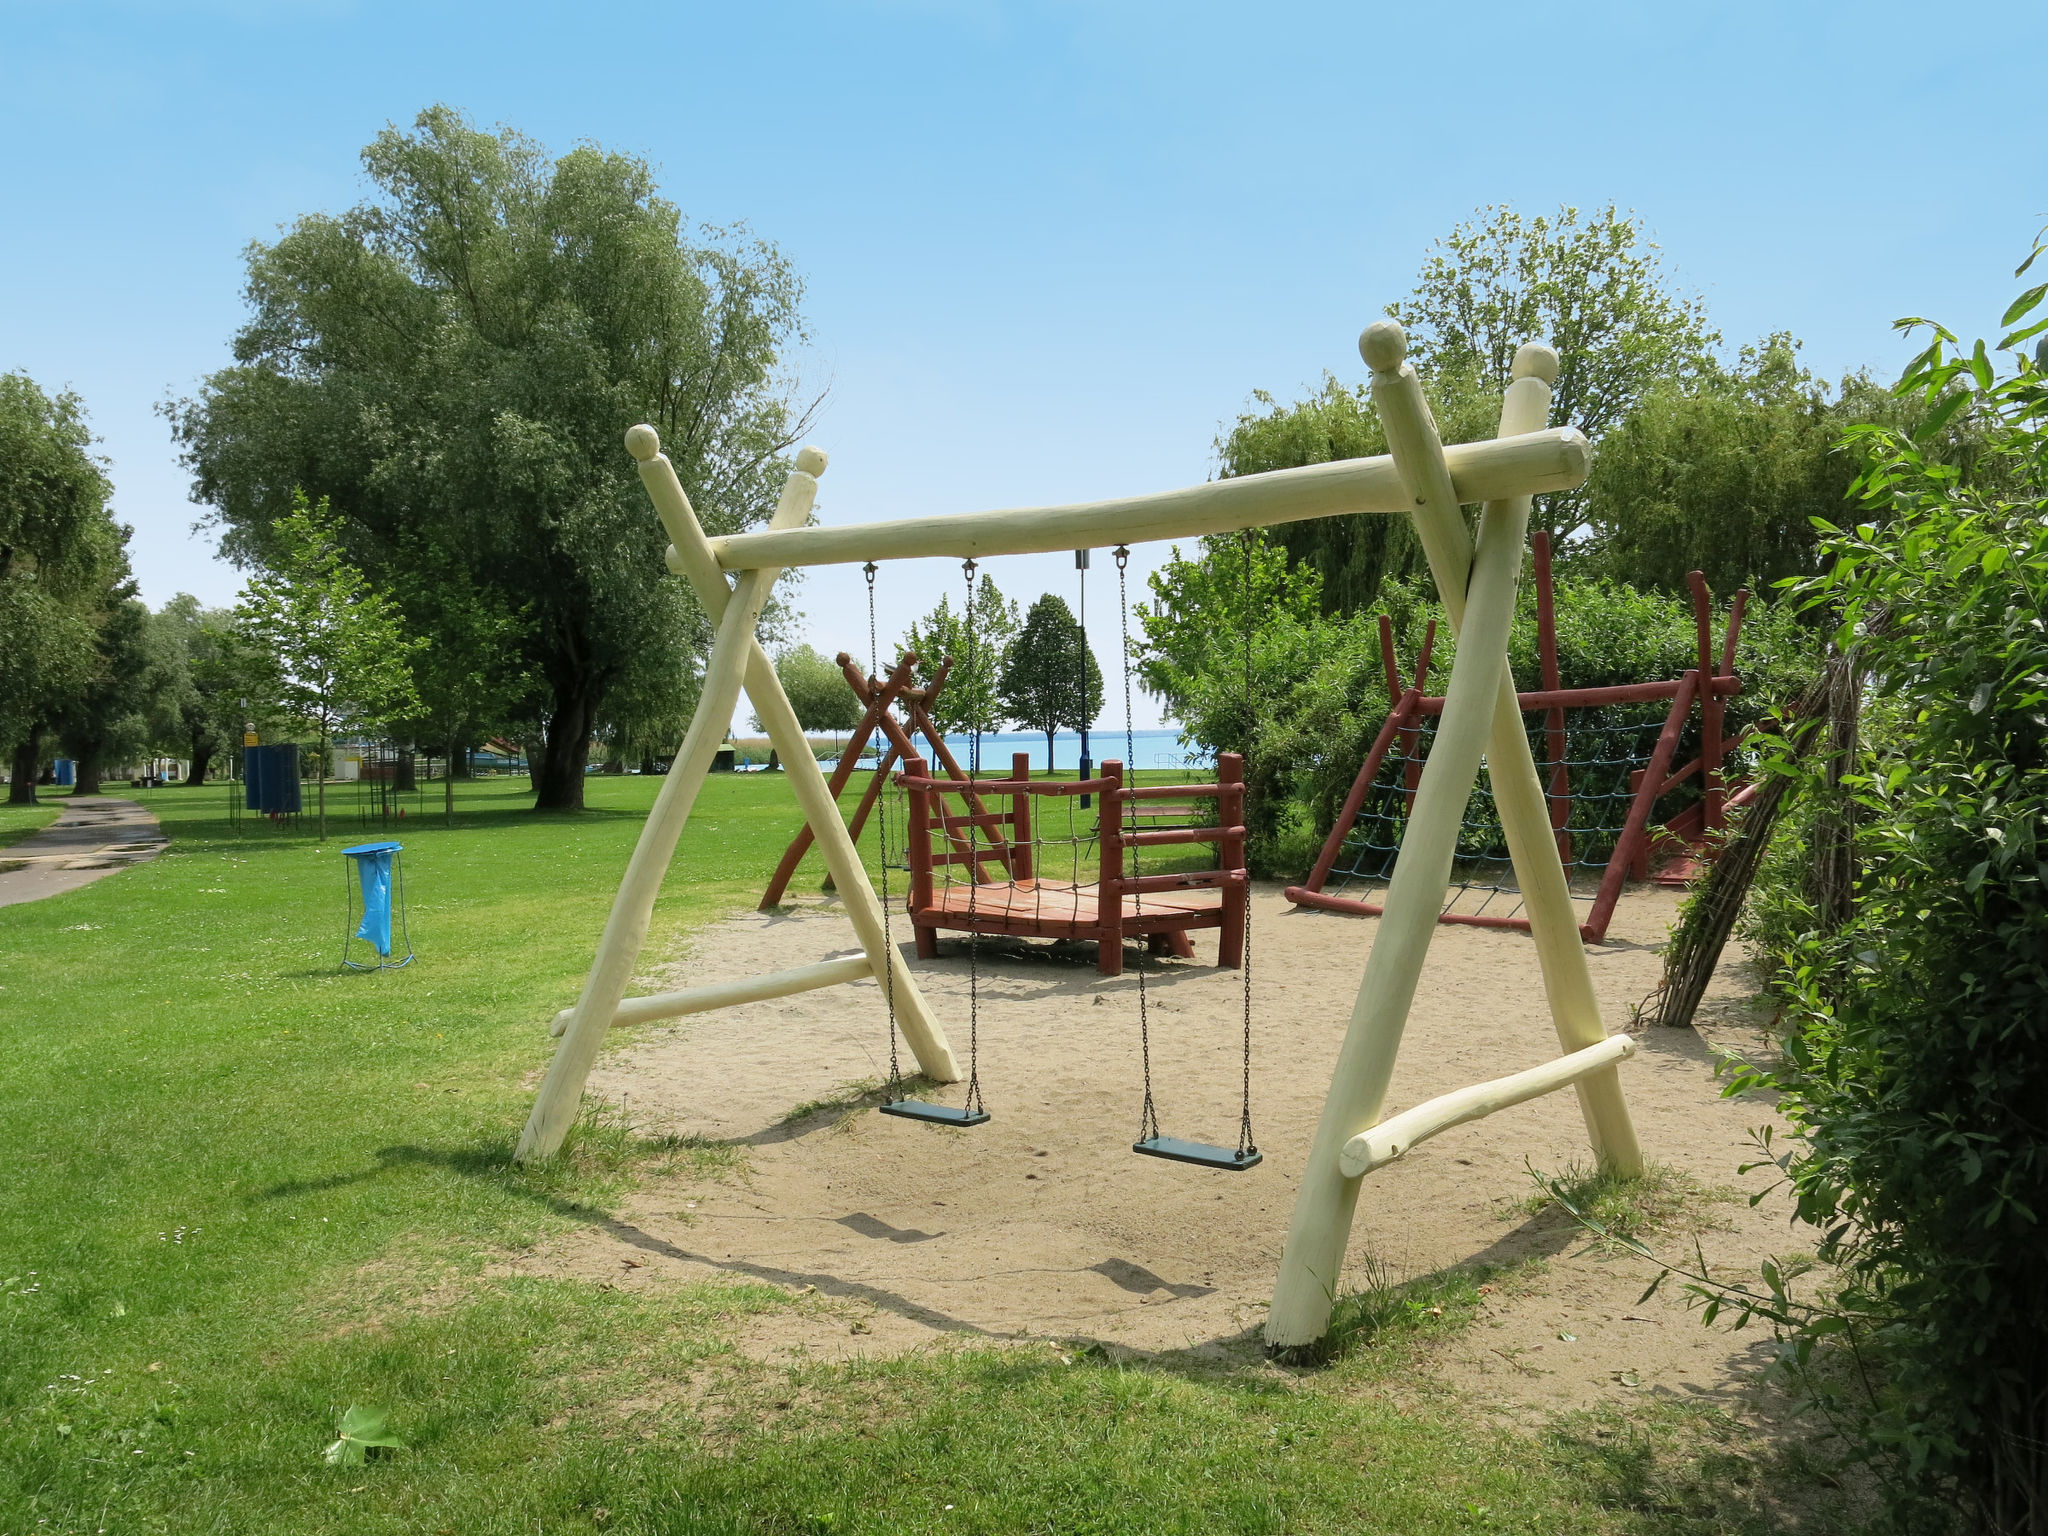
[0,797,167,907]
[510,883,1796,1420]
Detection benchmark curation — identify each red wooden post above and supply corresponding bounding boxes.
[1378,614,1403,705]
[1584,672,1698,944]
[1533,530,1573,864]
[1720,589,1749,678]
[1010,751,1034,883]
[759,650,920,908]
[902,754,940,959]
[1097,759,1125,976]
[1688,571,1724,833]
[841,654,952,851]
[903,695,1014,879]
[1292,689,1421,898]
[1400,619,1438,813]
[1216,751,1246,969]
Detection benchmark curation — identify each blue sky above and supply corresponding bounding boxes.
[4,0,2043,730]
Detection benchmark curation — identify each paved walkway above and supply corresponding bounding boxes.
[0,797,168,908]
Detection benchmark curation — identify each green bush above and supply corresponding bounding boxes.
[1732,280,2048,1533]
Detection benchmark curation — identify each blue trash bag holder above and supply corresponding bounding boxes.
[341,841,414,971]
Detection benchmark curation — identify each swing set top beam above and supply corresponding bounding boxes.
[644,425,1590,573]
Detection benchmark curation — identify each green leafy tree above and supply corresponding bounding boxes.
[168,105,810,811]
[0,373,121,803]
[139,595,260,787]
[997,595,1103,769]
[386,542,532,820]
[1216,368,1497,615]
[1388,202,1719,543]
[55,564,152,796]
[1212,204,1716,620]
[1589,336,1966,599]
[759,644,861,737]
[1733,267,2048,1533]
[901,576,1020,743]
[233,494,422,839]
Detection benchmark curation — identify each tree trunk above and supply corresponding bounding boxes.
[74,748,103,795]
[1046,730,1056,772]
[446,734,457,826]
[533,684,596,810]
[187,736,215,788]
[394,750,417,794]
[316,724,328,841]
[7,729,39,805]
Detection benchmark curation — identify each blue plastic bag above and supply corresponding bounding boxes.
[343,842,401,957]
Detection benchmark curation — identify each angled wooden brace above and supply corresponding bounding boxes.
[515,432,958,1162]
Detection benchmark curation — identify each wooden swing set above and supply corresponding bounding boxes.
[517,318,1647,1351]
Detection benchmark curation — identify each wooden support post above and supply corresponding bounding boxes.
[1009,752,1035,882]
[1586,672,1698,941]
[1533,529,1572,864]
[1398,620,1437,813]
[1098,759,1125,977]
[517,453,824,1162]
[1267,324,1640,1351]
[903,754,941,960]
[1688,571,1724,833]
[1216,751,1246,969]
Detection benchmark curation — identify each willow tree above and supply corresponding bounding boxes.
[0,373,123,803]
[169,106,810,809]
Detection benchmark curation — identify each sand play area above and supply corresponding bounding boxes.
[513,884,1796,1417]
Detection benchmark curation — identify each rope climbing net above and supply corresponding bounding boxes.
[1325,702,1672,924]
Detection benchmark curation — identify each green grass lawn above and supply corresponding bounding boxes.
[0,773,1830,1534]
[0,800,63,849]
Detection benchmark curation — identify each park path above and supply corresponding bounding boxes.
[0,797,167,908]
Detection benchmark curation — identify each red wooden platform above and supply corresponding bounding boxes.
[901,750,1247,975]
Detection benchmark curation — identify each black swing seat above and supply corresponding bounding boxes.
[881,1098,991,1127]
[1133,1136,1261,1171]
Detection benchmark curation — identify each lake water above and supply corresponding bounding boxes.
[739,728,1206,773]
[923,729,1206,773]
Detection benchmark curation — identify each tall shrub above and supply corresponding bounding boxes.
[1739,274,2048,1532]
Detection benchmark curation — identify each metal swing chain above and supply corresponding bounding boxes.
[1117,546,1161,1144]
[1236,530,1258,1161]
[960,557,986,1118]
[867,562,903,1097]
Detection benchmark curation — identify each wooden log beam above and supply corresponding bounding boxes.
[1339,1035,1640,1177]
[548,956,875,1038]
[631,432,958,1078]
[703,428,1591,572]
